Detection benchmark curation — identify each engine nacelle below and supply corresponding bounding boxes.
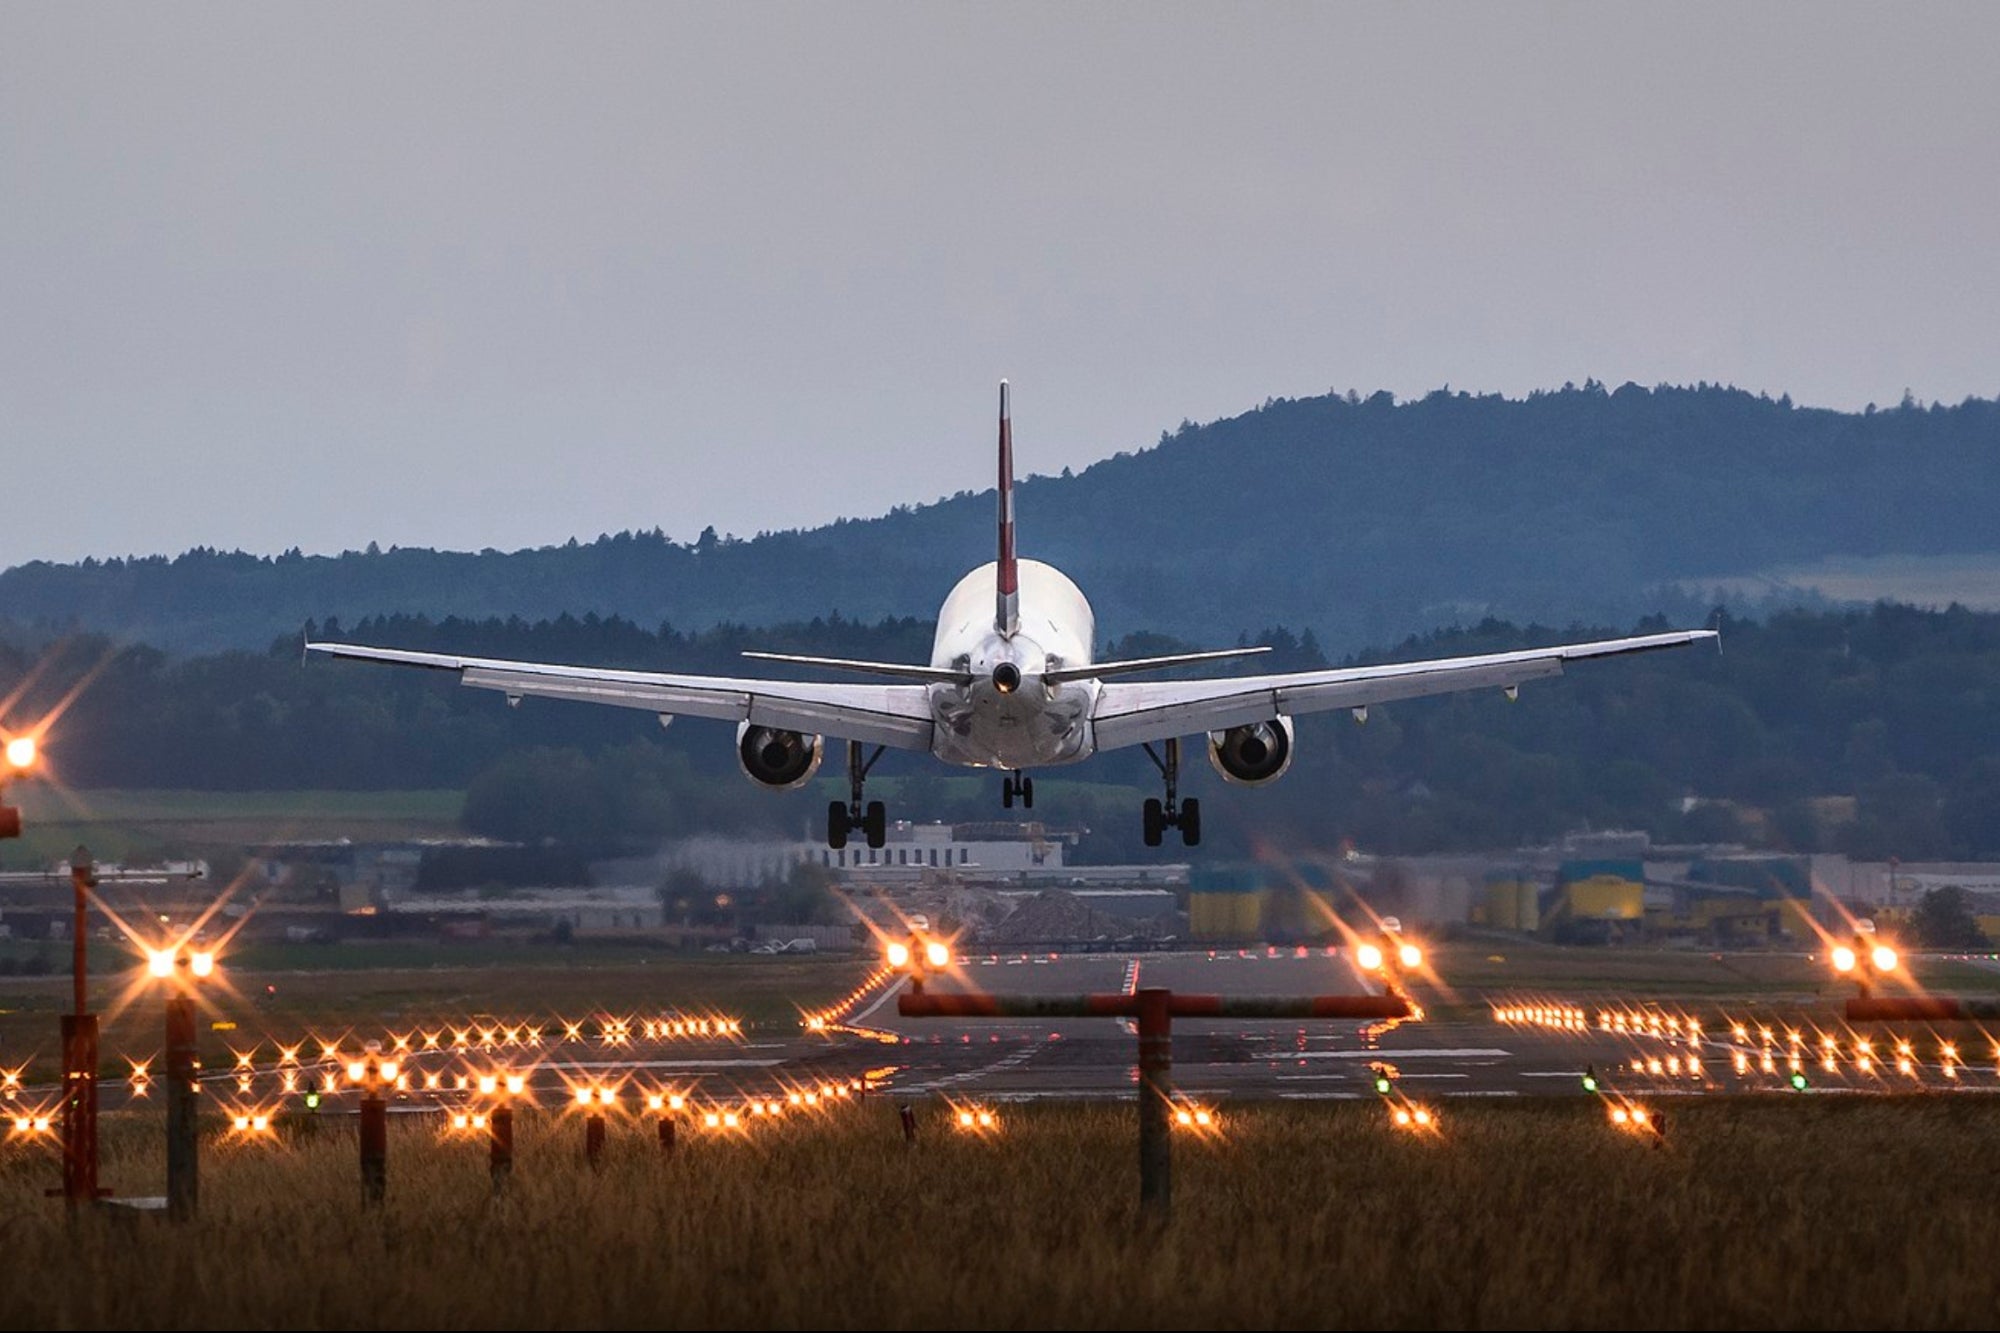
[1207,716,1295,786]
[735,722,824,790]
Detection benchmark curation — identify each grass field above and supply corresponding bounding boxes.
[1,788,465,867]
[3,1096,1998,1329]
[1424,938,2000,1014]
[0,955,878,1084]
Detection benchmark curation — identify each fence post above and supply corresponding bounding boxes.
[165,997,199,1221]
[1135,986,1173,1225]
[489,1105,514,1191]
[359,1095,387,1206]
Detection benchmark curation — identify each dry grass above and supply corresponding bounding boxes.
[4,1096,1999,1329]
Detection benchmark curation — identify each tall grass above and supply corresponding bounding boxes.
[3,1096,1997,1328]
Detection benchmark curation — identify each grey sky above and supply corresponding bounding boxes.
[4,3,1996,570]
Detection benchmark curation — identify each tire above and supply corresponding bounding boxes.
[826,801,849,850]
[1142,797,1164,848]
[1021,776,1034,809]
[864,800,888,849]
[1179,797,1202,847]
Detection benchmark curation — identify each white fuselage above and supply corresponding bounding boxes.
[926,559,1100,769]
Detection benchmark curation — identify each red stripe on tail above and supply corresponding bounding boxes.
[996,381,1019,635]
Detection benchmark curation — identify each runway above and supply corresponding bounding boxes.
[17,949,1985,1128]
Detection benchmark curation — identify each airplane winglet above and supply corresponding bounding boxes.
[996,380,1019,638]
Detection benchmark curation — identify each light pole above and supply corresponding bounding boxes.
[62,845,102,1209]
[147,944,216,1222]
[347,1041,396,1206]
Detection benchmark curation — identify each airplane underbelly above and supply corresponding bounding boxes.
[928,681,1097,769]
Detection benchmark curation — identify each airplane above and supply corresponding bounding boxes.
[307,383,1718,851]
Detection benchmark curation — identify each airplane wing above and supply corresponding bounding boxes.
[304,642,936,752]
[1089,629,1718,752]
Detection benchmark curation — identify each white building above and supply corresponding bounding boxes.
[650,821,1066,888]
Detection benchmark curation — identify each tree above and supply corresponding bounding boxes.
[1911,886,1989,950]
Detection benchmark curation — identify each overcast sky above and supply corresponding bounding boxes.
[3,3,1996,569]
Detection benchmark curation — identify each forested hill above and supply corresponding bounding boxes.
[5,383,1996,655]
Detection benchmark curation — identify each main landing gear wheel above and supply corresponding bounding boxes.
[1140,739,1202,848]
[829,742,890,850]
[1002,772,1034,809]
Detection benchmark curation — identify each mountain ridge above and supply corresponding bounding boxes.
[5,381,1995,654]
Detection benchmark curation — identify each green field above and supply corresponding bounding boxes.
[3,1097,1998,1328]
[1424,938,2000,1016]
[1,788,465,867]
[0,954,878,1083]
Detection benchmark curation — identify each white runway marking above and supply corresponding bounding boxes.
[1264,1048,1510,1061]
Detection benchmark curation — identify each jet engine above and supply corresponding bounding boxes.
[1206,717,1295,785]
[735,722,824,790]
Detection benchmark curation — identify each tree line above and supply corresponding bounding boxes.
[0,601,1996,863]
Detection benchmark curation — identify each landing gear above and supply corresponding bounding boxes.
[826,742,888,849]
[1001,771,1034,810]
[1140,738,1201,848]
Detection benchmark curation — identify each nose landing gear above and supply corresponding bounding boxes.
[826,741,887,849]
[1000,771,1035,809]
[1140,738,1201,847]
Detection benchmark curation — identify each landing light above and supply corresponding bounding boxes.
[886,942,910,969]
[1831,946,1857,973]
[4,736,35,770]
[1355,943,1384,972]
[925,941,951,970]
[1871,945,1899,973]
[146,950,174,979]
[1397,943,1423,969]
[189,952,215,978]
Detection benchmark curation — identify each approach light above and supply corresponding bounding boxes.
[4,736,35,770]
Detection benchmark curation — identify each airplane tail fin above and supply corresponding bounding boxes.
[996,380,1019,637]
